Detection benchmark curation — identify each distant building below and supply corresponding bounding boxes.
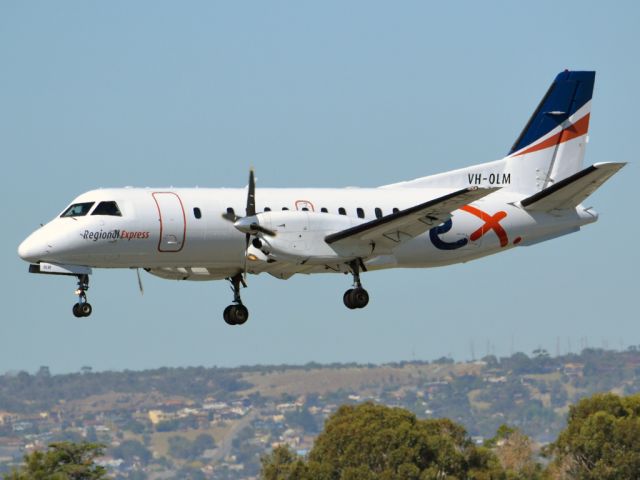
[563,363,585,378]
[147,410,173,424]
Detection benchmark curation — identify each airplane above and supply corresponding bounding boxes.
[18,70,625,325]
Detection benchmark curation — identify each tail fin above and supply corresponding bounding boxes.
[506,70,595,194]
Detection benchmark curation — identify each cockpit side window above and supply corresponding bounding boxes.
[91,201,122,216]
[60,202,95,218]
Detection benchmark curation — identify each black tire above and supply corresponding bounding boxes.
[80,303,92,317]
[72,303,83,318]
[233,305,249,325]
[343,289,356,309]
[352,288,369,309]
[223,305,235,325]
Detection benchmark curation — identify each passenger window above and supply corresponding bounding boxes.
[227,207,235,216]
[338,207,346,215]
[61,202,95,217]
[392,208,400,214]
[320,207,328,213]
[193,207,202,219]
[282,207,289,211]
[356,207,365,219]
[264,207,271,212]
[375,207,383,219]
[91,201,122,216]
[301,207,309,211]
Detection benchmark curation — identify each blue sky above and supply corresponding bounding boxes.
[1,1,637,374]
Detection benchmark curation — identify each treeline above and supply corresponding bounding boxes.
[4,346,640,415]
[0,367,248,413]
[262,393,640,480]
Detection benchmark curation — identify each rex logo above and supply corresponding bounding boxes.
[430,205,508,250]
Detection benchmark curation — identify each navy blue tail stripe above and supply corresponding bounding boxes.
[509,71,595,155]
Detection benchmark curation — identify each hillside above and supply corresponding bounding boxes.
[1,348,640,479]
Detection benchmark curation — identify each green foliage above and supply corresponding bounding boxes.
[284,408,318,434]
[546,392,640,479]
[6,442,108,479]
[261,402,504,479]
[167,434,215,460]
[485,425,544,479]
[261,445,309,480]
[110,439,152,465]
[170,464,207,480]
[155,416,199,432]
[0,367,249,413]
[49,430,85,444]
[433,356,455,365]
[122,419,148,434]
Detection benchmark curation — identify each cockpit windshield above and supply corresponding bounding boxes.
[60,202,95,218]
[91,201,122,216]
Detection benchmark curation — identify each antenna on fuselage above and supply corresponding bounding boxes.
[136,268,144,295]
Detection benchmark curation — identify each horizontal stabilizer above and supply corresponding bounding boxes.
[521,162,626,211]
[325,186,499,250]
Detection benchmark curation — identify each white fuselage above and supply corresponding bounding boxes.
[18,186,597,281]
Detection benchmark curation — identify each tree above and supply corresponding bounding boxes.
[487,425,543,479]
[168,436,193,459]
[546,392,640,479]
[192,434,215,455]
[167,434,215,460]
[6,442,108,479]
[111,439,152,465]
[261,445,309,480]
[285,408,319,434]
[261,402,504,479]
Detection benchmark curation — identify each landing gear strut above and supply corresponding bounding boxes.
[343,260,369,310]
[223,273,249,326]
[72,274,92,318]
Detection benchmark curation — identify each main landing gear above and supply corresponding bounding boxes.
[343,260,369,310]
[223,273,249,326]
[72,274,92,318]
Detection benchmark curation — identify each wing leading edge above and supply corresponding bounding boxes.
[325,186,500,251]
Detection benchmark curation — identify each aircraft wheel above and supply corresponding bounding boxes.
[72,303,83,318]
[351,288,369,309]
[343,289,356,309]
[232,305,249,325]
[80,303,93,317]
[223,305,235,325]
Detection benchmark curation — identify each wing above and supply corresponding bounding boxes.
[325,186,499,252]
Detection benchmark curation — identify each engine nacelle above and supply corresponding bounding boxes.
[255,211,372,264]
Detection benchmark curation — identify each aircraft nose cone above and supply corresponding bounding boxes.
[17,233,49,263]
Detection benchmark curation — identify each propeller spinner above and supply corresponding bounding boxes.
[221,169,276,276]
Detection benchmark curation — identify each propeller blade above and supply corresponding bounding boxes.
[221,212,239,223]
[223,168,260,280]
[251,223,276,237]
[243,233,251,279]
[136,268,144,296]
[246,169,256,217]
[233,218,276,237]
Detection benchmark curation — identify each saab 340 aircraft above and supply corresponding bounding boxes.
[18,71,625,325]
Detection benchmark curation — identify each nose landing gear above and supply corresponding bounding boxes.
[223,273,249,325]
[343,259,370,310]
[72,274,92,318]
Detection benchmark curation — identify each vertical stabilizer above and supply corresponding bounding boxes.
[506,71,595,194]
